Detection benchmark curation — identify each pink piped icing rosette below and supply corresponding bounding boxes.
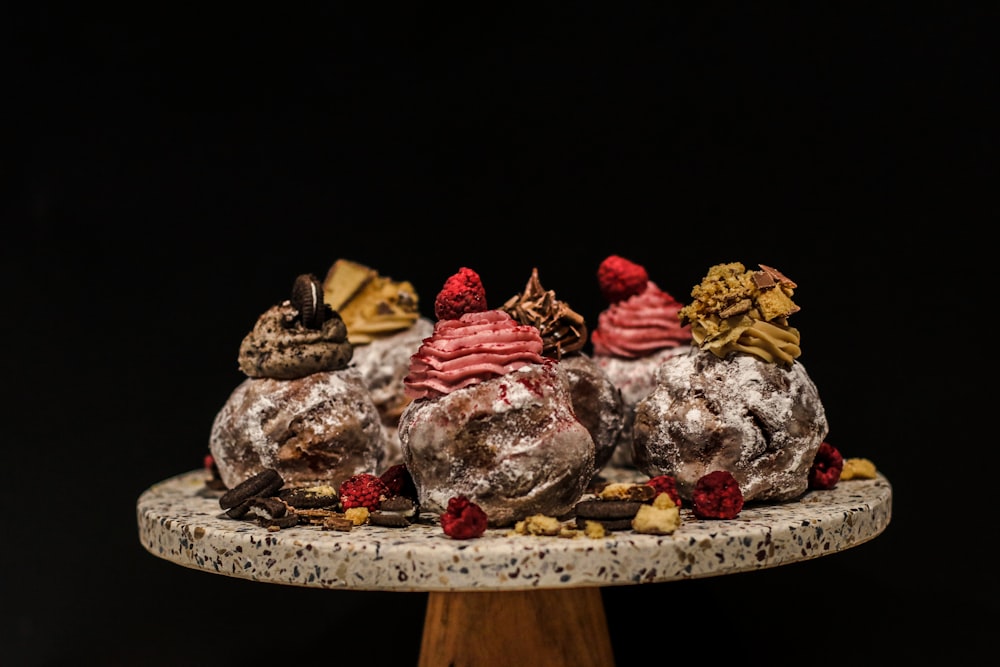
[590,282,692,358]
[403,309,546,399]
[590,256,694,467]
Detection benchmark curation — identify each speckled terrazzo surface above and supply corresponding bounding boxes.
[137,467,891,592]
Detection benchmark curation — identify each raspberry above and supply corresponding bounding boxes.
[644,474,682,508]
[338,473,388,511]
[691,470,744,519]
[440,495,488,539]
[597,255,649,304]
[434,267,488,320]
[808,441,844,490]
[379,464,418,499]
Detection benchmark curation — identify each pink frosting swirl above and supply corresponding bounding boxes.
[590,282,692,359]
[403,310,546,399]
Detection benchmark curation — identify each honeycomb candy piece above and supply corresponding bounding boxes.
[651,492,677,509]
[558,527,586,539]
[322,258,421,344]
[323,259,376,311]
[344,507,370,525]
[756,287,800,321]
[631,502,680,535]
[685,262,755,316]
[520,514,563,536]
[840,458,877,480]
[582,520,607,539]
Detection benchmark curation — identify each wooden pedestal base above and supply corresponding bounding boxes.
[418,587,615,667]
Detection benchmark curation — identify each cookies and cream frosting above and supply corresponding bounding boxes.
[590,282,692,359]
[677,262,801,366]
[238,277,354,380]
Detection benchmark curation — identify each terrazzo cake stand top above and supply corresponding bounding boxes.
[137,467,892,666]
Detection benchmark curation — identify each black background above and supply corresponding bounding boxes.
[6,6,993,666]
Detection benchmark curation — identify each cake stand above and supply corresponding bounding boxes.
[137,468,892,667]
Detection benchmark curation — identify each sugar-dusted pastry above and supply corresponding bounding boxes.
[209,274,385,491]
[322,259,434,470]
[632,262,827,503]
[500,267,624,473]
[399,268,596,527]
[590,255,693,466]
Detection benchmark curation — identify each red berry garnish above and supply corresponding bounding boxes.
[645,474,682,508]
[379,464,418,499]
[338,473,389,511]
[597,255,649,304]
[808,441,844,490]
[691,470,744,519]
[439,495,489,539]
[434,267,488,320]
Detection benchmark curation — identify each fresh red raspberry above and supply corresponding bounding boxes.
[808,441,844,490]
[644,474,682,508]
[379,464,418,499]
[691,470,744,519]
[597,255,649,304]
[440,495,488,539]
[338,473,389,511]
[434,267,488,320]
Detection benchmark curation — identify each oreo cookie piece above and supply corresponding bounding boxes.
[574,499,642,531]
[219,469,284,510]
[379,496,417,518]
[575,499,642,519]
[258,512,301,529]
[226,498,253,519]
[295,508,340,525]
[246,496,288,519]
[227,495,287,520]
[368,511,410,528]
[575,516,633,531]
[225,499,254,519]
[278,484,339,509]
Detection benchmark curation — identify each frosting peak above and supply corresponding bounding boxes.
[591,282,692,359]
[403,310,546,400]
[677,262,801,366]
[500,268,587,360]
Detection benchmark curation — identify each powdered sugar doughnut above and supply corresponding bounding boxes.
[632,349,827,503]
[399,362,596,527]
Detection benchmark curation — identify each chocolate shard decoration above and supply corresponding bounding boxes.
[719,298,752,319]
[758,264,797,289]
[753,271,776,290]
